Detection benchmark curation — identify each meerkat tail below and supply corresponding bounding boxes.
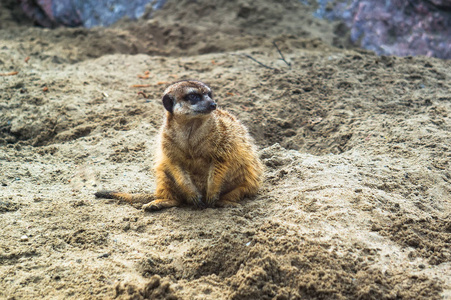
[94,191,155,204]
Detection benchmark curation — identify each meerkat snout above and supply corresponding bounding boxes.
[208,102,217,111]
[190,96,216,114]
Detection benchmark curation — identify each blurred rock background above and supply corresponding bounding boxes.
[13,0,451,59]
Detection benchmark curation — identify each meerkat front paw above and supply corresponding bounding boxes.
[189,195,206,209]
[206,195,219,208]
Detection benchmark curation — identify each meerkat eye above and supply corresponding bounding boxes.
[185,93,202,104]
[207,92,212,98]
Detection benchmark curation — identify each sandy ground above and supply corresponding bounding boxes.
[1,0,450,299]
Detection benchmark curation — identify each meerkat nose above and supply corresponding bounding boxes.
[209,102,217,110]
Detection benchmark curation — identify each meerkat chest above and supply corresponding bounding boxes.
[167,119,219,175]
[173,122,214,153]
[176,134,215,176]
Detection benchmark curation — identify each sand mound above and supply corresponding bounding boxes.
[0,0,450,299]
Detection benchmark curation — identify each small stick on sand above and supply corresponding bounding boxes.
[137,91,151,99]
[0,71,19,76]
[233,54,275,70]
[273,41,291,68]
[131,84,151,88]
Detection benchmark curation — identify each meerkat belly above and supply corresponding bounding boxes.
[184,157,211,195]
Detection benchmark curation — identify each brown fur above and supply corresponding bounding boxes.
[96,80,263,211]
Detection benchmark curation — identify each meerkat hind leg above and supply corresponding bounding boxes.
[142,199,180,211]
[217,183,259,207]
[215,199,241,208]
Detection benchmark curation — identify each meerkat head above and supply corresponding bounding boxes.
[162,80,217,117]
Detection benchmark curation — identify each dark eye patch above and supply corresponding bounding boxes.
[207,91,212,98]
[185,93,202,104]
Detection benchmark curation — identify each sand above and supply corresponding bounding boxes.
[1,0,450,299]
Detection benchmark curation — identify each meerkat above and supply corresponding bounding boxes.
[95,80,263,211]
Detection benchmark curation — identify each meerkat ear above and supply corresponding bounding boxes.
[162,94,174,113]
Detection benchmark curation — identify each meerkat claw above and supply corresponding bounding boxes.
[191,195,206,209]
[206,195,219,208]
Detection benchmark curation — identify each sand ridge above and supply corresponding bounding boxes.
[0,0,450,299]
